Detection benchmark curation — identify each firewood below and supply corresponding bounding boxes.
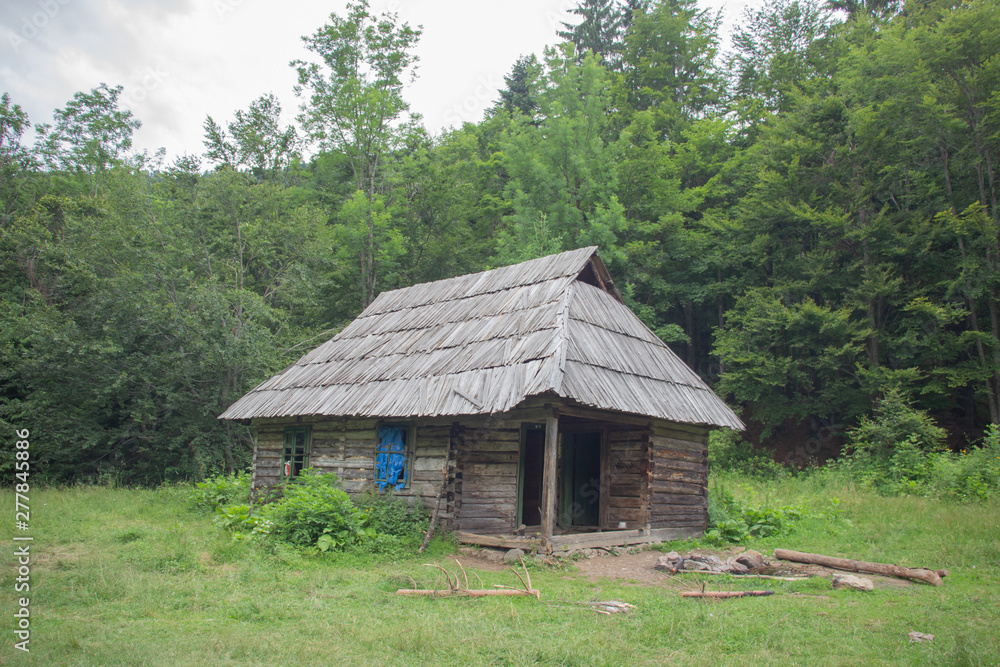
[681,591,775,598]
[773,549,943,586]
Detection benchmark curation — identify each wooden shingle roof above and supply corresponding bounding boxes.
[219,247,743,429]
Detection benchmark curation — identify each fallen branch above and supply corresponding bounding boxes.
[773,549,943,586]
[681,590,775,599]
[397,558,541,599]
[670,570,809,582]
[397,588,540,598]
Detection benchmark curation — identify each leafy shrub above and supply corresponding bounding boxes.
[189,471,250,512]
[352,489,429,541]
[255,469,366,548]
[842,392,999,501]
[705,484,803,544]
[708,429,787,479]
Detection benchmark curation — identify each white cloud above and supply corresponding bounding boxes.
[1,0,762,161]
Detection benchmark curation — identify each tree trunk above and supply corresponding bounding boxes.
[773,548,944,585]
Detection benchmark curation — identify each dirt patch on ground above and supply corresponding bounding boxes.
[572,549,673,585]
[34,544,85,569]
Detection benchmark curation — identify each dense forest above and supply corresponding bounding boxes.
[1,0,998,484]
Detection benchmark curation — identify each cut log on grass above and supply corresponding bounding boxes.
[773,549,943,586]
[681,591,774,598]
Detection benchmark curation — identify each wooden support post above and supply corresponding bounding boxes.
[540,411,559,545]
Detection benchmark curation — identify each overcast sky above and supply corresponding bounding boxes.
[1,0,762,163]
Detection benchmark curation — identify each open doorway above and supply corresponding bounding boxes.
[559,431,602,528]
[518,424,546,526]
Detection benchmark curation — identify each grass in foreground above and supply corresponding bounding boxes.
[0,478,997,666]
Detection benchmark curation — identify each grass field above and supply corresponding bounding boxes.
[1,475,998,666]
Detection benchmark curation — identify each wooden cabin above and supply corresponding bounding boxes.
[219,247,743,552]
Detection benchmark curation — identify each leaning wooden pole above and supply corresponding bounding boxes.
[540,411,559,548]
[773,549,944,586]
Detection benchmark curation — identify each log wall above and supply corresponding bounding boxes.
[605,423,651,530]
[250,417,452,519]
[452,422,521,534]
[250,408,712,538]
[648,420,709,531]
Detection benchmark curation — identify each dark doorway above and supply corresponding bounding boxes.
[519,425,545,526]
[560,431,601,527]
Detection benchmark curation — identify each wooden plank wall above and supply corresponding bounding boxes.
[648,420,709,531]
[250,418,451,516]
[605,423,650,530]
[452,423,520,534]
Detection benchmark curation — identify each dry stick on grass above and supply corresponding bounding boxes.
[397,559,541,599]
[773,549,945,586]
[670,570,808,582]
[681,591,775,599]
[454,558,470,590]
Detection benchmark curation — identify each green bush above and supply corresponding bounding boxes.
[352,489,429,541]
[838,409,1000,501]
[705,484,803,544]
[256,469,367,548]
[846,387,946,464]
[189,471,250,512]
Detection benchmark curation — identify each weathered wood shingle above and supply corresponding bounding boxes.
[219,247,743,429]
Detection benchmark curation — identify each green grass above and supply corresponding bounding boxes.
[1,478,998,666]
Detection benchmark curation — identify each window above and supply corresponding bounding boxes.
[282,426,311,478]
[375,424,412,491]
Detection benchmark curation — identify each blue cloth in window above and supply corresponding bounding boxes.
[376,427,407,491]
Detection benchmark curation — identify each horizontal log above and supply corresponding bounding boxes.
[652,470,705,484]
[412,446,448,458]
[773,549,944,586]
[607,472,646,486]
[462,451,519,464]
[410,471,447,485]
[457,518,511,532]
[651,446,706,464]
[652,420,709,438]
[412,457,448,471]
[606,508,646,523]
[414,436,450,448]
[650,494,708,507]
[415,426,453,437]
[460,440,520,452]
[555,404,653,426]
[466,463,517,477]
[649,480,705,496]
[653,459,708,474]
[453,532,543,548]
[459,506,515,519]
[650,510,706,520]
[606,496,645,509]
[461,480,517,492]
[650,435,705,454]
[464,428,521,442]
[609,484,643,498]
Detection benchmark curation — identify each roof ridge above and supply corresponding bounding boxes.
[364,246,598,317]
